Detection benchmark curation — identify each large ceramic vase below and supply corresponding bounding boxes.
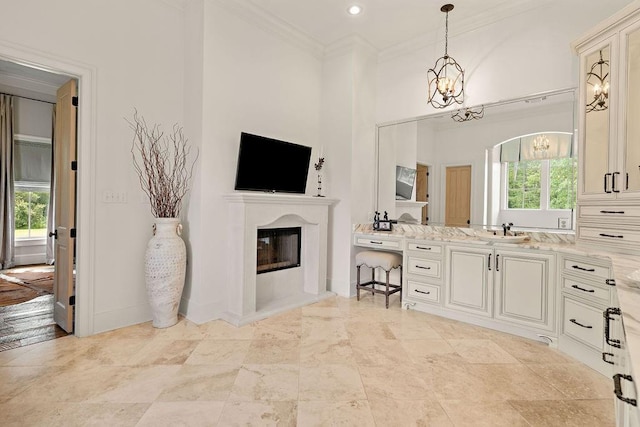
[144,217,186,328]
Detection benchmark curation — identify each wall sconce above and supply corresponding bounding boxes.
[427,4,464,109]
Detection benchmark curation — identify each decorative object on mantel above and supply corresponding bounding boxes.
[314,156,325,197]
[427,4,464,109]
[586,49,609,113]
[451,105,484,122]
[128,110,198,328]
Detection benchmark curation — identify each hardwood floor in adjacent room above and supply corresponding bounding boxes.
[0,294,67,352]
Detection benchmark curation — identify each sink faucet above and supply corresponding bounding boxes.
[502,222,513,236]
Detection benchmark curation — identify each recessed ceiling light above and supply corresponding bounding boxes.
[347,5,362,15]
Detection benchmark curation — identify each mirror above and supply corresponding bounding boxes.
[376,88,577,231]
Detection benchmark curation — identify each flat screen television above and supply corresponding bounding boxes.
[234,132,312,194]
[395,165,417,200]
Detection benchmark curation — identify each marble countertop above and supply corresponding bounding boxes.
[354,223,640,384]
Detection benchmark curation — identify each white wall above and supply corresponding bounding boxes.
[0,0,185,333]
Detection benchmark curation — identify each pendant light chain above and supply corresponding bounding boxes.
[444,9,449,57]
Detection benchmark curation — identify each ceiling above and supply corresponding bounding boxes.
[247,0,547,51]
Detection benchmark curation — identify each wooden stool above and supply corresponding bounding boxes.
[356,250,402,308]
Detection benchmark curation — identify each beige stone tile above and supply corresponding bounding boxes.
[254,320,302,340]
[510,399,616,427]
[297,400,376,426]
[88,365,181,403]
[218,400,297,426]
[152,317,206,340]
[73,338,149,366]
[447,339,520,364]
[184,339,251,366]
[359,364,436,400]
[299,364,367,401]
[0,365,49,399]
[229,364,299,401]
[526,363,613,399]
[90,321,158,340]
[440,400,529,427]
[136,401,225,426]
[0,344,34,365]
[6,335,92,366]
[351,338,412,366]
[428,317,493,340]
[156,365,239,401]
[345,320,396,342]
[401,339,466,365]
[300,338,356,366]
[306,296,339,308]
[0,401,149,427]
[386,320,442,340]
[490,334,577,364]
[243,339,300,364]
[302,317,349,341]
[369,399,453,426]
[201,319,256,340]
[126,339,199,365]
[302,305,344,318]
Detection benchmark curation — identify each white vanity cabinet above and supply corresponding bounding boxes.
[445,245,556,334]
[575,4,640,253]
[403,239,444,306]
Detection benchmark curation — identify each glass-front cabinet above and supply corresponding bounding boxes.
[621,22,640,195]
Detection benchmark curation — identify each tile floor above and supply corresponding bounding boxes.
[0,294,615,426]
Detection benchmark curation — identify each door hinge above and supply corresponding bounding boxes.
[69,295,75,306]
[70,228,77,238]
[72,96,78,107]
[71,161,77,171]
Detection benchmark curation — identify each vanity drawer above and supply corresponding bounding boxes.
[579,205,640,220]
[577,225,640,245]
[407,257,441,279]
[355,235,401,250]
[406,241,442,255]
[562,297,604,350]
[407,280,440,304]
[562,256,611,280]
[562,277,612,305]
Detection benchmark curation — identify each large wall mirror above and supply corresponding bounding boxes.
[376,88,577,231]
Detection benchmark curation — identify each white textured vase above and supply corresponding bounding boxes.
[144,218,186,328]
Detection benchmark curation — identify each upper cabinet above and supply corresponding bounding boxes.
[574,3,640,253]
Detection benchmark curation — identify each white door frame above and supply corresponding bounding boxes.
[0,41,97,337]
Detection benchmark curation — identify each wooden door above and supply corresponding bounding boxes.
[416,164,428,224]
[445,165,471,227]
[52,79,77,333]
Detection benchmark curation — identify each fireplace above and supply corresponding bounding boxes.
[257,227,301,274]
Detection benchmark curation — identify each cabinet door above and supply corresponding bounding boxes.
[620,22,640,197]
[445,246,492,317]
[494,250,555,331]
[580,39,617,199]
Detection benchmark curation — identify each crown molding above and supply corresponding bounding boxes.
[211,0,325,59]
[324,34,378,60]
[378,0,553,63]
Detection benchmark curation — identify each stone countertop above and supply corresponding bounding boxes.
[354,223,640,385]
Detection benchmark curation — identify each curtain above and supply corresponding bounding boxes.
[0,95,15,269]
[46,106,56,265]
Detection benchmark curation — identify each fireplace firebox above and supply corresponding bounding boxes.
[257,227,301,274]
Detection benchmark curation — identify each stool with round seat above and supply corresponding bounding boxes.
[355,250,403,308]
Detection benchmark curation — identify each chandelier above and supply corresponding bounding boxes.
[427,4,464,109]
[586,50,609,113]
[533,134,550,152]
[451,105,484,122]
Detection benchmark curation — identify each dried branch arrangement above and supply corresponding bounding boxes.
[128,110,198,218]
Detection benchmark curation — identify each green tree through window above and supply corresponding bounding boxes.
[15,190,49,238]
[506,158,576,210]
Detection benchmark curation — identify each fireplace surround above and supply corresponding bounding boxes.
[223,193,336,325]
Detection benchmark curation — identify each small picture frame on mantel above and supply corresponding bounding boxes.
[374,220,393,231]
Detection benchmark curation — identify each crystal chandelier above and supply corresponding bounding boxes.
[586,50,609,113]
[427,4,464,109]
[451,105,484,122]
[533,134,550,152]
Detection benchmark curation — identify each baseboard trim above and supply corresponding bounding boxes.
[93,304,152,335]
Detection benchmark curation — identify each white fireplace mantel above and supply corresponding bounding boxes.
[222,192,337,325]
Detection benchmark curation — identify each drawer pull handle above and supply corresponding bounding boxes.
[602,352,614,365]
[599,233,624,239]
[604,173,612,193]
[416,246,432,250]
[571,284,595,293]
[415,265,431,270]
[572,265,595,272]
[569,318,592,329]
[614,374,638,406]
[369,241,383,245]
[605,279,616,287]
[600,210,625,214]
[604,307,622,349]
[415,289,431,295]
[488,253,492,271]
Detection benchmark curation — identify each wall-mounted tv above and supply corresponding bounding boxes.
[396,165,416,200]
[234,132,312,194]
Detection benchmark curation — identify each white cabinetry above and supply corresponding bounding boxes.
[445,245,556,334]
[575,4,640,254]
[403,240,443,306]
